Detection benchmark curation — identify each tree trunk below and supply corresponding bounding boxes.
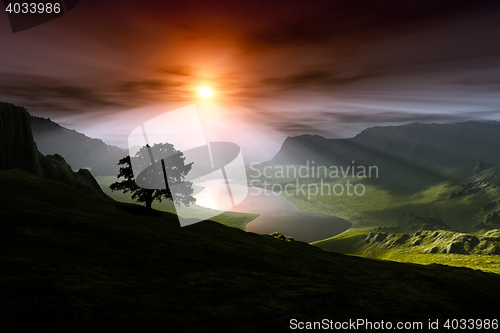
[145,190,153,210]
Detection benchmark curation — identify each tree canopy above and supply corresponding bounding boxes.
[110,143,195,210]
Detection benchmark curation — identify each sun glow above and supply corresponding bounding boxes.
[198,86,214,99]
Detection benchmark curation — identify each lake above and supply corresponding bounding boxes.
[196,179,352,243]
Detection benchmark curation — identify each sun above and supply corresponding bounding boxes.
[198,86,214,99]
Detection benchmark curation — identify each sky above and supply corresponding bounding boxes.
[1,0,500,162]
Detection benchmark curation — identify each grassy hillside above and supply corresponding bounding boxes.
[2,169,500,332]
[95,175,259,230]
[247,165,493,231]
[250,164,500,273]
[313,229,500,274]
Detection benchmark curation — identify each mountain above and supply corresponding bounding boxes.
[0,102,105,196]
[2,168,500,332]
[264,121,500,189]
[447,163,500,230]
[269,121,500,167]
[30,114,127,176]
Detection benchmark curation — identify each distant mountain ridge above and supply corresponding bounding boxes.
[30,115,127,176]
[265,121,500,184]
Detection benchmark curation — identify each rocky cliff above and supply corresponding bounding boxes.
[0,103,39,175]
[0,103,105,196]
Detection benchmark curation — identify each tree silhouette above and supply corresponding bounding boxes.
[110,143,195,210]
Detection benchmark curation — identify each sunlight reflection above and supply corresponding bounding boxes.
[195,179,232,211]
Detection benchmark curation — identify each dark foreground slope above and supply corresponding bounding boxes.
[1,169,500,333]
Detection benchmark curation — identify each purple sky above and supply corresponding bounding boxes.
[1,0,500,161]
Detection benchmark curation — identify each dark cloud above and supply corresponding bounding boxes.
[453,76,500,92]
[243,0,500,51]
[0,74,186,114]
[264,121,335,138]
[117,78,180,94]
[0,75,123,112]
[245,106,500,139]
[321,110,500,125]
[261,69,376,92]
[158,66,196,78]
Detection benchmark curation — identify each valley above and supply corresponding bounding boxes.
[244,123,500,274]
